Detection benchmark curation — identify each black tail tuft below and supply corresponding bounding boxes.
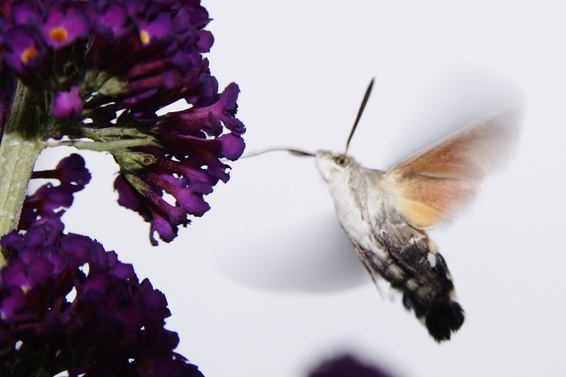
[425,301,465,342]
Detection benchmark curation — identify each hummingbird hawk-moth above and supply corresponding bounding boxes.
[252,79,522,341]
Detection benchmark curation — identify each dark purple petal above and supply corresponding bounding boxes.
[213,83,246,135]
[114,175,188,246]
[138,12,174,46]
[147,171,213,216]
[157,83,245,137]
[114,175,147,215]
[90,3,133,41]
[51,86,83,120]
[30,153,91,189]
[11,2,39,25]
[0,288,27,322]
[59,233,97,263]
[104,251,136,280]
[1,262,28,290]
[52,153,92,189]
[138,279,171,326]
[150,211,180,246]
[22,216,64,247]
[218,133,246,160]
[196,29,214,52]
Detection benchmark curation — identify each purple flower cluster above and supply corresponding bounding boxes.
[0,1,246,375]
[115,82,245,245]
[0,218,204,377]
[0,0,246,244]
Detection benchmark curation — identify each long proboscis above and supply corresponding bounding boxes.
[345,78,375,154]
[242,147,315,159]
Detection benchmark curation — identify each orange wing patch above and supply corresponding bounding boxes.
[386,104,522,229]
[392,174,477,229]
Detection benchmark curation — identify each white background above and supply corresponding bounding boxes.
[40,1,566,376]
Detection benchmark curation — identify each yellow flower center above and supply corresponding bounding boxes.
[21,46,39,64]
[140,30,150,45]
[49,27,68,43]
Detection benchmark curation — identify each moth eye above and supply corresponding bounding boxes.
[334,155,349,167]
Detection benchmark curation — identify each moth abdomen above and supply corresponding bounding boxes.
[400,281,465,342]
[357,229,464,342]
[423,300,465,342]
[396,249,465,342]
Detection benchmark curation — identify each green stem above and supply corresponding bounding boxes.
[0,82,45,266]
[45,136,156,152]
[80,126,148,139]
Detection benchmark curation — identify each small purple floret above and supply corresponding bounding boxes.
[42,5,89,48]
[19,153,91,230]
[51,86,83,120]
[3,26,47,78]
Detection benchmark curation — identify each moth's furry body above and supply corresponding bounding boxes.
[316,152,464,341]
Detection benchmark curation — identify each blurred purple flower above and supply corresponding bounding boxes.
[52,85,83,120]
[2,25,48,79]
[41,5,89,48]
[0,0,245,244]
[0,218,204,377]
[308,354,396,377]
[19,154,91,230]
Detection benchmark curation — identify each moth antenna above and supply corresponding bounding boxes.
[345,77,375,154]
[242,147,315,159]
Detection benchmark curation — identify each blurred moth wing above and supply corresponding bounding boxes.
[387,104,523,229]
